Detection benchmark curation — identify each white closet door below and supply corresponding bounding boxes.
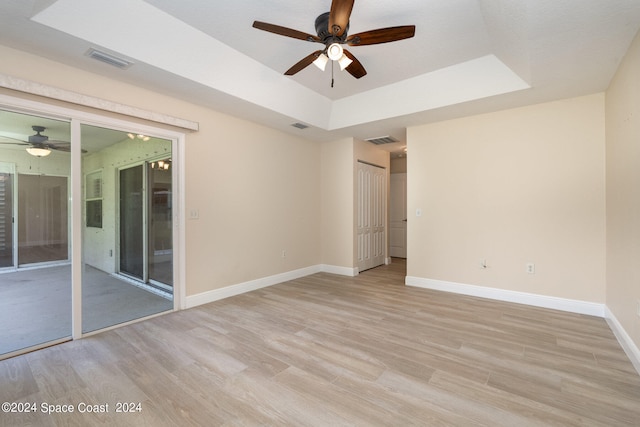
[357,161,386,272]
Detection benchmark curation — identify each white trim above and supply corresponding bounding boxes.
[186,266,319,308]
[185,264,356,308]
[405,276,605,317]
[70,119,82,339]
[605,307,640,376]
[319,264,359,277]
[0,72,199,131]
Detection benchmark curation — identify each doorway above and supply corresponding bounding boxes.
[390,172,407,258]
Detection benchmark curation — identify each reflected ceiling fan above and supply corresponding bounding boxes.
[252,0,415,80]
[0,125,81,157]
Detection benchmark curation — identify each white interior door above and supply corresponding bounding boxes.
[357,161,386,272]
[390,173,407,258]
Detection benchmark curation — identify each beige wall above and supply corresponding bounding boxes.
[391,157,407,174]
[190,114,322,294]
[407,94,606,302]
[321,138,354,269]
[606,30,640,349]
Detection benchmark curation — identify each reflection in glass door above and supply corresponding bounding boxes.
[18,174,68,265]
[119,165,144,280]
[119,160,173,289]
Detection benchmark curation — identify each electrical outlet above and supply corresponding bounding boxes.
[637,300,640,318]
[281,250,286,258]
[480,259,487,269]
[526,263,535,274]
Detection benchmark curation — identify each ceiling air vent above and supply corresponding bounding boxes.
[85,48,133,70]
[291,122,309,130]
[365,136,398,145]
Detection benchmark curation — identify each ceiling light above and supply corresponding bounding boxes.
[338,54,353,70]
[26,147,52,157]
[128,133,150,141]
[313,53,329,71]
[327,43,344,61]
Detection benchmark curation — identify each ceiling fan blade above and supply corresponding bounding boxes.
[347,25,416,46]
[329,0,354,37]
[48,145,70,152]
[0,141,29,146]
[0,135,29,145]
[285,50,324,76]
[343,49,366,79]
[46,144,88,153]
[253,21,320,43]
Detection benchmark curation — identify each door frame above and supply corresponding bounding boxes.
[0,162,16,270]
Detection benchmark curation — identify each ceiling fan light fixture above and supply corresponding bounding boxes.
[26,147,52,157]
[313,53,329,71]
[128,133,150,141]
[338,54,353,70]
[327,43,344,61]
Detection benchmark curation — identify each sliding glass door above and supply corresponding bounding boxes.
[0,105,179,358]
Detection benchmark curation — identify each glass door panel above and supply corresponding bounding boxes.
[0,109,71,358]
[81,123,173,333]
[119,165,144,280]
[148,158,173,287]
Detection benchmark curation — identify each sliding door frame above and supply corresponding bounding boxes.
[1,93,186,342]
[0,162,16,270]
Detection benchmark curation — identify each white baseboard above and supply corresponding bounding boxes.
[185,264,355,308]
[605,307,640,376]
[405,276,605,317]
[320,264,359,277]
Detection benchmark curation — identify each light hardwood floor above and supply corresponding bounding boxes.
[1,259,639,426]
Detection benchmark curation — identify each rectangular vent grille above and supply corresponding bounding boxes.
[365,136,398,145]
[291,122,309,130]
[85,48,133,69]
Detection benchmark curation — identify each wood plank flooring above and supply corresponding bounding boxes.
[1,259,639,426]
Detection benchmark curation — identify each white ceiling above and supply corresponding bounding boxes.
[1,0,640,156]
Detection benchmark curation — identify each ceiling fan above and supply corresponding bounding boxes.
[0,125,76,157]
[252,0,415,79]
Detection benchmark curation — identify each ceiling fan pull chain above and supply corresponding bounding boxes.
[331,60,335,88]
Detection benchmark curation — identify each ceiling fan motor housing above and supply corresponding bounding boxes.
[28,125,49,144]
[315,12,348,43]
